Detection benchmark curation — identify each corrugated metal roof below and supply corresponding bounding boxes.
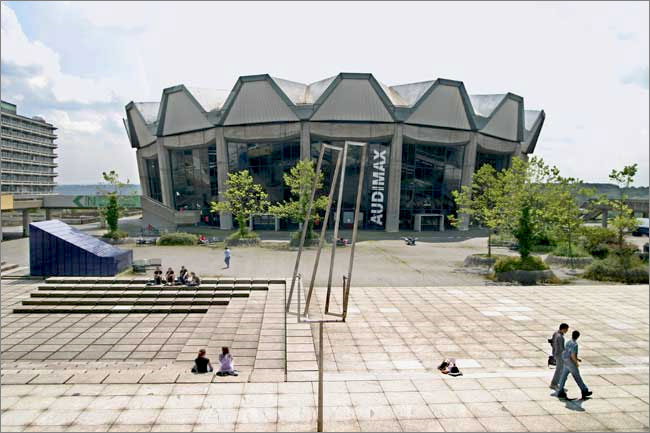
[469,94,506,118]
[390,81,436,106]
[377,82,409,107]
[134,102,160,125]
[305,76,337,103]
[270,77,307,105]
[125,73,545,146]
[524,109,542,131]
[186,87,229,112]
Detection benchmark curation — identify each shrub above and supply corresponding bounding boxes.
[580,226,617,255]
[289,230,319,247]
[532,231,555,247]
[227,231,259,241]
[157,232,198,246]
[494,256,549,273]
[583,255,649,284]
[589,243,611,259]
[102,230,128,240]
[552,243,590,258]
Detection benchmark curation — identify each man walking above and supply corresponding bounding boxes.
[550,323,569,391]
[224,247,231,269]
[557,330,593,400]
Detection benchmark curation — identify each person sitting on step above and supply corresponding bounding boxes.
[165,267,175,285]
[178,266,188,284]
[153,266,163,285]
[216,346,238,376]
[186,272,201,287]
[191,349,213,373]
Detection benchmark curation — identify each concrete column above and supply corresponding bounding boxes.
[22,209,31,237]
[215,128,233,230]
[300,121,311,160]
[458,133,479,231]
[385,124,403,232]
[156,140,174,208]
[45,208,52,220]
[136,151,150,198]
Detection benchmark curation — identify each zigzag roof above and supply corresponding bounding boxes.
[125,73,544,149]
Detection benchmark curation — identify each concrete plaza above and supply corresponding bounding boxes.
[1,278,648,432]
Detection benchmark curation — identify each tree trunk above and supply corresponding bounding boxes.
[488,232,492,257]
[237,214,247,237]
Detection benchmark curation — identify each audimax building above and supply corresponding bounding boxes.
[124,73,545,232]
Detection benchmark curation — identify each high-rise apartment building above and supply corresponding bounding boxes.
[1,100,58,196]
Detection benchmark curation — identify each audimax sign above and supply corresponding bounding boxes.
[366,143,389,228]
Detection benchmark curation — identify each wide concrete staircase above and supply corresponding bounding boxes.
[13,277,284,314]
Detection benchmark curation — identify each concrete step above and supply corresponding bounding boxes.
[21,299,229,306]
[45,277,285,284]
[13,305,209,314]
[31,291,248,298]
[38,284,269,291]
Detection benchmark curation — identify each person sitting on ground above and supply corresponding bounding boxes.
[178,266,188,284]
[216,346,238,376]
[186,272,201,287]
[437,358,462,376]
[153,266,163,285]
[165,267,175,285]
[191,349,213,373]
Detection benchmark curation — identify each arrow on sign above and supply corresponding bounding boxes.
[73,196,83,207]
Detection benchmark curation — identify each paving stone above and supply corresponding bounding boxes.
[358,420,403,432]
[517,414,570,432]
[33,409,82,426]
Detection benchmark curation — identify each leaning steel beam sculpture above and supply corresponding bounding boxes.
[285,141,367,432]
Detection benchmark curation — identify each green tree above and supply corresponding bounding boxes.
[104,195,120,233]
[605,164,639,274]
[498,157,562,261]
[210,170,270,237]
[269,160,329,240]
[545,175,595,259]
[451,163,505,256]
[98,170,130,235]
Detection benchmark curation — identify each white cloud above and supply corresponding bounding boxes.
[1,1,648,186]
[1,2,118,104]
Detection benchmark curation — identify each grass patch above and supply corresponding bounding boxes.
[551,243,590,258]
[494,256,549,273]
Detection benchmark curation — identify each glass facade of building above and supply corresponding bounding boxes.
[169,146,218,213]
[475,151,510,171]
[145,158,163,203]
[399,141,465,230]
[227,141,300,203]
[310,140,390,230]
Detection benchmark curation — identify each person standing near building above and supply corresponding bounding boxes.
[557,330,593,400]
[550,323,569,391]
[224,247,231,269]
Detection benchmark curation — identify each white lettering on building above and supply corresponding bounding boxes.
[370,150,387,226]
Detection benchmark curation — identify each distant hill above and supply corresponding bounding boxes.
[55,184,142,196]
[582,183,648,200]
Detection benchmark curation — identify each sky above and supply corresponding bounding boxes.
[1,1,648,186]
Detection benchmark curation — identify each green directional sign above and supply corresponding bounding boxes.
[71,195,141,208]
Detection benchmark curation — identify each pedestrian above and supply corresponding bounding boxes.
[550,323,569,391]
[224,247,231,269]
[557,330,593,400]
